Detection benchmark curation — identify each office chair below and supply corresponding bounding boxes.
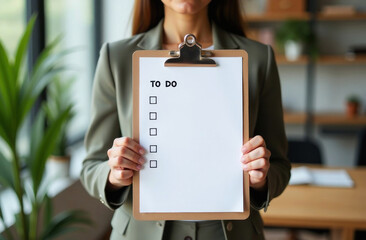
[356,128,366,166]
[287,139,323,164]
[355,128,366,239]
[286,139,325,240]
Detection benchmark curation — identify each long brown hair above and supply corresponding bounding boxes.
[132,0,246,37]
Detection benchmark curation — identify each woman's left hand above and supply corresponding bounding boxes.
[240,135,271,191]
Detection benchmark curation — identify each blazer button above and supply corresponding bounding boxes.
[226,221,233,231]
[99,198,105,204]
[156,222,162,227]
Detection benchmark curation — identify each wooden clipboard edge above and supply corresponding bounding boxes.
[132,49,250,221]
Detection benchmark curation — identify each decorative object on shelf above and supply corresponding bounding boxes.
[284,40,303,61]
[258,28,275,46]
[44,76,75,181]
[276,19,316,61]
[242,0,267,15]
[247,28,275,49]
[346,95,361,117]
[345,45,366,60]
[322,5,356,16]
[266,0,306,14]
[0,16,90,239]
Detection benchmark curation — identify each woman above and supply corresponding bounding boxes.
[80,0,291,239]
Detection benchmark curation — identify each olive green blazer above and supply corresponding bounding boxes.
[80,20,291,240]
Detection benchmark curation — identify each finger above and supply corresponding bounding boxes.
[117,157,142,171]
[108,171,133,189]
[113,137,146,155]
[241,135,266,154]
[241,158,268,171]
[248,170,265,180]
[109,146,145,165]
[113,169,134,180]
[241,147,271,163]
[110,156,142,171]
[112,172,133,186]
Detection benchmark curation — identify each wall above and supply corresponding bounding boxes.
[103,0,134,43]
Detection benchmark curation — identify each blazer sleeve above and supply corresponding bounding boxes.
[80,43,130,210]
[250,45,291,211]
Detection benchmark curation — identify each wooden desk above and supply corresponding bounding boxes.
[261,166,366,240]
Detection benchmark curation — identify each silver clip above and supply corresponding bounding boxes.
[165,34,216,67]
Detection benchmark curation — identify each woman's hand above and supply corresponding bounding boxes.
[240,135,271,191]
[107,137,146,191]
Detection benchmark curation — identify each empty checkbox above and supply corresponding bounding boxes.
[149,128,157,136]
[150,145,157,153]
[150,160,157,168]
[149,112,157,120]
[149,96,157,104]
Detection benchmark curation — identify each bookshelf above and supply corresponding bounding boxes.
[246,8,366,128]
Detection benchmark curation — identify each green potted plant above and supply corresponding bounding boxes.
[0,16,90,239]
[276,19,316,61]
[43,76,75,180]
[346,95,361,117]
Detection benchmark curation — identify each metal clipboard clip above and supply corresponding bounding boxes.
[165,34,216,67]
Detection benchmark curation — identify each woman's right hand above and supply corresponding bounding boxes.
[107,137,146,190]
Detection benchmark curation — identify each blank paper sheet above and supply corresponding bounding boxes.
[139,57,243,213]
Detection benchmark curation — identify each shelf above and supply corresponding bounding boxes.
[284,112,366,126]
[245,13,310,22]
[317,55,366,65]
[316,12,366,21]
[276,55,366,65]
[245,12,366,22]
[276,55,308,65]
[284,112,307,124]
[314,114,366,126]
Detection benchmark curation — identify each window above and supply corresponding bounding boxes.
[45,0,95,140]
[0,0,26,55]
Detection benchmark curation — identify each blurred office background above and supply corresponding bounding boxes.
[0,0,365,239]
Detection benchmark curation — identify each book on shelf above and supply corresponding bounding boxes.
[321,5,356,16]
[289,166,354,188]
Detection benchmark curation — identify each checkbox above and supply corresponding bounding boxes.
[149,128,157,136]
[149,96,157,104]
[149,112,157,120]
[150,145,157,153]
[150,160,157,168]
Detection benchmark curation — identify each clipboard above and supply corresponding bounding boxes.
[132,34,249,220]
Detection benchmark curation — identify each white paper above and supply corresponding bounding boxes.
[139,57,244,213]
[289,167,354,188]
[311,169,354,187]
[288,166,313,185]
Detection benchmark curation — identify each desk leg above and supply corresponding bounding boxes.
[331,228,355,240]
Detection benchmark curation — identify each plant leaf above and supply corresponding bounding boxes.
[14,212,29,240]
[44,76,75,156]
[26,107,44,169]
[31,106,72,194]
[13,15,36,87]
[0,116,11,152]
[16,36,71,132]
[18,66,67,127]
[0,151,14,189]
[43,194,53,228]
[0,40,15,142]
[41,210,92,240]
[0,40,14,108]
